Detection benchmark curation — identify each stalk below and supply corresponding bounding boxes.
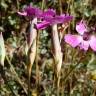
[59,0,62,14]
[16,0,19,10]
[52,24,63,96]
[35,30,40,90]
[41,0,45,10]
[27,18,37,96]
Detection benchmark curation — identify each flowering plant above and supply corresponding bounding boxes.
[36,9,73,29]
[65,20,96,51]
[18,5,42,19]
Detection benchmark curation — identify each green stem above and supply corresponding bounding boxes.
[16,0,19,10]
[59,0,62,14]
[67,0,71,13]
[27,60,30,96]
[41,0,45,10]
[57,74,60,96]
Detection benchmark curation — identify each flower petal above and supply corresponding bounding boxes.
[76,20,87,35]
[64,34,82,47]
[18,6,42,17]
[79,40,89,51]
[35,8,43,17]
[24,6,35,16]
[47,15,73,25]
[40,9,56,21]
[17,12,27,16]
[42,9,56,17]
[89,36,96,51]
[36,21,50,29]
[60,14,73,23]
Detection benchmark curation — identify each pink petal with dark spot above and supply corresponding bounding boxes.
[64,34,82,47]
[79,40,89,51]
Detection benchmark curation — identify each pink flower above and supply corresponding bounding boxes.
[36,21,50,29]
[41,9,56,18]
[36,9,73,29]
[76,20,88,35]
[64,20,96,51]
[17,6,42,18]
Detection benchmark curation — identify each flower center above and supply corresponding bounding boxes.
[83,32,90,41]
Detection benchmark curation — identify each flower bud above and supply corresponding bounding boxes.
[0,32,6,66]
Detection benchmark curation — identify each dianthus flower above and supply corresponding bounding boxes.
[36,9,73,29]
[17,5,42,18]
[64,20,96,51]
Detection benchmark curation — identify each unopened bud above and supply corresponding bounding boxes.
[0,32,6,66]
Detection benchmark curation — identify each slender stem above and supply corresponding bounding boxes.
[59,0,62,14]
[41,0,45,10]
[36,30,40,90]
[27,18,37,96]
[82,0,89,20]
[16,0,19,10]
[57,74,60,96]
[63,56,85,84]
[6,56,27,95]
[67,0,71,13]
[27,57,30,96]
